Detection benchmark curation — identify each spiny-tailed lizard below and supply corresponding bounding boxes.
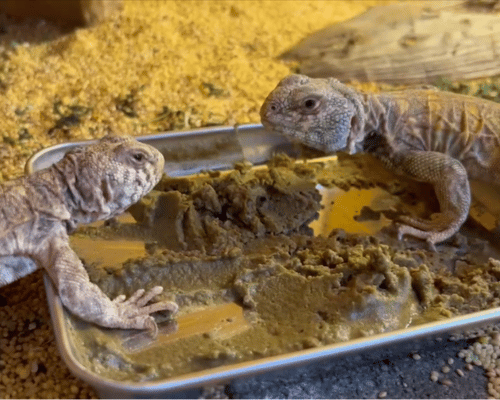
[0,135,177,334]
[260,74,500,250]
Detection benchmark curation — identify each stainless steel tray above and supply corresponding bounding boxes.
[28,124,500,398]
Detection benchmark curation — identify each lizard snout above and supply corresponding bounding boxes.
[152,148,165,178]
[259,96,280,129]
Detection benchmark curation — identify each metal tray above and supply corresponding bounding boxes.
[28,124,500,398]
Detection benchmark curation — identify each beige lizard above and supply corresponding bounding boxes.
[260,74,500,249]
[0,135,177,333]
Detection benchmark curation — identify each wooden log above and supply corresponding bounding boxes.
[0,0,122,26]
[281,1,500,84]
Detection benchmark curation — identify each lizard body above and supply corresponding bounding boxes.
[260,74,500,249]
[0,135,177,333]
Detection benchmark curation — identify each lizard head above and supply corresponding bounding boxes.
[260,74,363,153]
[57,135,165,222]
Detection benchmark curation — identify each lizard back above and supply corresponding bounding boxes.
[376,89,500,181]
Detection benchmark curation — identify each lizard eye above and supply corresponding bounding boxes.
[131,151,147,163]
[301,97,320,113]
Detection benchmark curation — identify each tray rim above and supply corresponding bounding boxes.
[31,125,500,395]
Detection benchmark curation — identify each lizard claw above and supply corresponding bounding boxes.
[396,223,405,241]
[426,239,437,253]
[109,286,178,332]
[144,316,159,339]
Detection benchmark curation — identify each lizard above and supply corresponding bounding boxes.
[260,74,500,250]
[0,134,178,334]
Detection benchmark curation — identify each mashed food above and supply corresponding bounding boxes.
[66,154,500,381]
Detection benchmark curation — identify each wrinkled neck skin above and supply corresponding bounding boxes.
[50,153,124,230]
[345,92,388,155]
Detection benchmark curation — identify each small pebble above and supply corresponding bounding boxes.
[412,354,421,360]
[479,336,490,344]
[447,358,454,365]
[430,371,440,382]
[488,384,499,398]
[30,362,38,374]
[442,379,453,386]
[465,364,474,371]
[441,365,451,373]
[456,369,464,377]
[378,391,387,399]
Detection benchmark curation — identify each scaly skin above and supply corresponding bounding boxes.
[260,74,500,249]
[0,135,178,335]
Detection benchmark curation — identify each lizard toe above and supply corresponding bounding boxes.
[122,288,146,306]
[135,286,164,308]
[137,300,179,316]
[397,223,452,250]
[125,315,158,337]
[112,294,127,304]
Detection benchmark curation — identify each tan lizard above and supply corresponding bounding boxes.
[0,135,177,333]
[260,74,500,249]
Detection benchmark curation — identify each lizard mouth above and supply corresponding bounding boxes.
[260,117,296,138]
[260,101,292,135]
[260,118,275,131]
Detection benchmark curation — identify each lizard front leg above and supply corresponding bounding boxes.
[375,149,471,250]
[41,233,178,335]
